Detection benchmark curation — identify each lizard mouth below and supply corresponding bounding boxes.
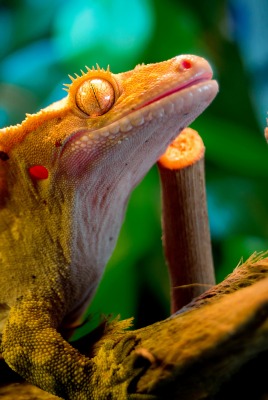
[136,72,213,111]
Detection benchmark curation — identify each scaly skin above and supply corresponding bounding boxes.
[0,55,218,399]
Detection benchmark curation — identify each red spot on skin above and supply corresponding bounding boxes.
[29,165,49,180]
[181,60,192,70]
[55,140,62,147]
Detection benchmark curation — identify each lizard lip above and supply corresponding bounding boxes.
[136,72,213,111]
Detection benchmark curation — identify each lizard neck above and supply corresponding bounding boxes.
[63,115,178,273]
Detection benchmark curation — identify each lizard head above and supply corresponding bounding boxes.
[0,55,218,311]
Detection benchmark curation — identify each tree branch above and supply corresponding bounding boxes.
[1,253,268,399]
[157,128,215,312]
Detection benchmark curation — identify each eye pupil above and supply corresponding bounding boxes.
[76,78,115,116]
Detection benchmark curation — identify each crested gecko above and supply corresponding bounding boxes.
[0,55,218,399]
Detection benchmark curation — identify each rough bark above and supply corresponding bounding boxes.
[1,253,268,399]
[158,128,215,312]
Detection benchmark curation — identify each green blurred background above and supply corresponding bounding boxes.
[1,0,267,334]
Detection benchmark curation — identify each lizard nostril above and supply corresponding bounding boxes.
[181,59,192,70]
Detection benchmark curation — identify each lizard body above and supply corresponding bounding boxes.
[0,55,218,398]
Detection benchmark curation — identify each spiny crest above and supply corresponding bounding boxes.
[63,64,111,93]
[134,62,145,70]
[0,105,65,154]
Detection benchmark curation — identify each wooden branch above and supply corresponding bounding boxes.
[2,253,268,399]
[157,128,215,312]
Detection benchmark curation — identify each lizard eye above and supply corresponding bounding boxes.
[76,78,115,117]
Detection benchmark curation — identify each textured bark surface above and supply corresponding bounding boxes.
[158,128,215,312]
[1,253,268,399]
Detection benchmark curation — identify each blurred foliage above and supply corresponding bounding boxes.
[0,0,267,335]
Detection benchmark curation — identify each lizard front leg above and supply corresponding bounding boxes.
[1,292,142,399]
[1,292,95,399]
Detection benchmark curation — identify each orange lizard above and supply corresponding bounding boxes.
[0,55,218,399]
